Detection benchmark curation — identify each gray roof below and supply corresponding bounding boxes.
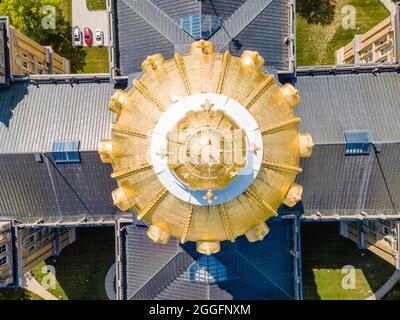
[0,151,118,224]
[0,78,115,153]
[295,67,400,218]
[119,219,296,300]
[112,0,292,75]
[0,77,122,224]
[298,144,400,218]
[296,67,400,145]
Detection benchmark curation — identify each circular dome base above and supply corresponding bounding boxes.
[150,93,263,206]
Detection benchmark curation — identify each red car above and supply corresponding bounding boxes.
[84,28,93,46]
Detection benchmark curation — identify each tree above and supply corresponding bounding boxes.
[0,0,86,72]
[297,0,336,26]
[0,0,63,42]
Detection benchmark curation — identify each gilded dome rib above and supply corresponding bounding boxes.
[244,76,275,110]
[261,160,303,174]
[132,80,166,112]
[180,204,194,244]
[111,165,153,180]
[216,51,231,94]
[261,118,301,135]
[111,123,148,138]
[174,53,192,96]
[137,188,169,221]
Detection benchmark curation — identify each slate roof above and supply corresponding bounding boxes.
[112,0,292,76]
[119,219,296,300]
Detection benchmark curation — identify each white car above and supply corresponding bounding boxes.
[73,27,83,46]
[95,29,104,46]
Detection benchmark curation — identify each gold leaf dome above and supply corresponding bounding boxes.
[99,40,313,255]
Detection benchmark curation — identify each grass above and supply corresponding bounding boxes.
[60,0,72,24]
[296,0,390,66]
[31,261,68,300]
[86,0,107,11]
[0,288,43,300]
[32,228,115,300]
[80,47,109,73]
[302,223,395,300]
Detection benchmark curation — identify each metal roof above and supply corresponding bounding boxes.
[112,0,292,75]
[119,219,296,300]
[296,67,400,145]
[298,144,400,218]
[0,78,114,153]
[0,151,118,224]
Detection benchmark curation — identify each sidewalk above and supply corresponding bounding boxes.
[105,263,116,300]
[366,270,400,300]
[24,273,59,301]
[379,0,396,13]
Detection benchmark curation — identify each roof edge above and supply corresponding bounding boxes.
[296,63,400,76]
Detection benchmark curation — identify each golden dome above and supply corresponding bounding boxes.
[99,40,313,255]
[167,104,246,191]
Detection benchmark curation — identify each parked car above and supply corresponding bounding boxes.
[95,29,104,46]
[73,27,82,46]
[84,27,93,46]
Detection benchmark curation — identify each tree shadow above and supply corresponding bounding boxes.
[0,82,28,127]
[46,21,87,73]
[297,0,336,26]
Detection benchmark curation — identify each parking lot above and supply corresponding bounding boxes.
[72,0,109,47]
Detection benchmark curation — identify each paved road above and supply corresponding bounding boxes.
[72,0,109,47]
[105,263,116,300]
[367,269,400,300]
[379,0,396,13]
[24,272,59,300]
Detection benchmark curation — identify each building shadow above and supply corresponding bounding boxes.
[43,227,115,300]
[301,222,395,300]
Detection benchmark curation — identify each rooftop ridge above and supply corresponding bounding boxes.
[7,73,112,85]
[297,63,400,76]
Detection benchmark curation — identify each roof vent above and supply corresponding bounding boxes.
[344,131,372,156]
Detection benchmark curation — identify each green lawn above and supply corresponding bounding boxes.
[32,228,115,300]
[297,0,389,66]
[80,47,109,74]
[87,0,107,11]
[60,0,72,24]
[31,261,68,300]
[302,223,395,300]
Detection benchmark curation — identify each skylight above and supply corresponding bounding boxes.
[181,14,222,40]
[188,255,228,284]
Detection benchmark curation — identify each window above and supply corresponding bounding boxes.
[189,255,228,284]
[0,244,6,254]
[24,235,35,248]
[382,225,396,238]
[0,256,7,267]
[344,132,372,156]
[52,141,81,164]
[181,14,221,40]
